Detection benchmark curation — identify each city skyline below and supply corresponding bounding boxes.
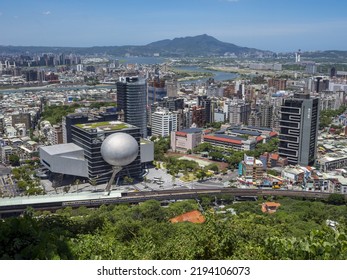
[1,0,347,52]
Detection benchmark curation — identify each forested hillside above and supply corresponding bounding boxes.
[1,197,347,260]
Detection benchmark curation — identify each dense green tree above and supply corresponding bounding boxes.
[193,142,213,153]
[327,193,346,205]
[41,103,81,125]
[153,137,170,161]
[9,154,20,166]
[208,151,224,161]
[1,197,347,260]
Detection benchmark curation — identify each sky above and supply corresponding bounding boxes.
[0,0,347,52]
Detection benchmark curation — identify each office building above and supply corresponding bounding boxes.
[117,77,147,138]
[151,108,177,137]
[278,93,319,166]
[147,79,167,105]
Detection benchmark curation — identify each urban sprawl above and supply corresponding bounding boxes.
[1,50,347,205]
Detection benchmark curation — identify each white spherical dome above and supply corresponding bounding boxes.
[100,133,138,166]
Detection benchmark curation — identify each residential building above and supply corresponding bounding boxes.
[166,79,178,98]
[268,78,287,91]
[229,101,251,126]
[52,124,63,145]
[198,95,212,124]
[240,154,264,182]
[278,93,319,166]
[190,106,206,127]
[151,108,177,137]
[259,152,288,169]
[11,112,31,131]
[259,102,273,128]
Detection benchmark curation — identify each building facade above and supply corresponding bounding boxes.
[117,77,147,138]
[71,121,142,184]
[151,108,177,137]
[170,128,203,152]
[278,93,319,166]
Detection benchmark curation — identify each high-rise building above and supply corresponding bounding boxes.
[229,101,251,126]
[147,79,167,105]
[260,102,274,128]
[117,77,147,138]
[190,106,206,128]
[166,79,178,98]
[151,108,177,137]
[278,93,319,166]
[52,124,63,145]
[198,96,212,124]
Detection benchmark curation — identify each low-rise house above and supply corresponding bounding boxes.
[261,202,281,213]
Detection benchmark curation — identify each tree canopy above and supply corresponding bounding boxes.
[1,197,347,260]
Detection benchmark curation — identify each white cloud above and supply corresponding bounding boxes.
[42,11,51,15]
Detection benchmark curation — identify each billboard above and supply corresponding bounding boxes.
[244,154,254,165]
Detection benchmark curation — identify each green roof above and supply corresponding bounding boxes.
[75,121,131,131]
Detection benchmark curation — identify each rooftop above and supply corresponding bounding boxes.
[169,210,206,224]
[74,121,134,132]
[204,134,245,145]
[181,128,203,134]
[231,129,261,136]
[40,143,84,156]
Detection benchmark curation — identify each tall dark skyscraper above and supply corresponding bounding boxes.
[117,77,147,138]
[279,93,319,166]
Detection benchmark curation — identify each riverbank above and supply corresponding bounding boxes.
[169,67,214,82]
[205,66,284,78]
[172,66,238,83]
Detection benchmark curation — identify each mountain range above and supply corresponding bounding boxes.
[0,34,273,57]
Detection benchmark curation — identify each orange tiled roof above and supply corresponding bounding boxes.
[169,210,206,224]
[204,135,242,145]
[269,131,278,137]
[176,131,187,137]
[261,202,281,213]
[270,153,280,161]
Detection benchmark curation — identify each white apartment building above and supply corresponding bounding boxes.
[151,108,177,137]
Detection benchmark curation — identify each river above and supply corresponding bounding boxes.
[173,66,238,84]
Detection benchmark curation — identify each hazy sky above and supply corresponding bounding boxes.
[1,0,346,52]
